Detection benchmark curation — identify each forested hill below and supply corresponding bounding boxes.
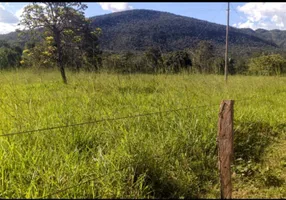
[2,9,286,56]
[89,9,286,55]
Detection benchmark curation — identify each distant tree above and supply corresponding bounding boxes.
[60,14,102,72]
[144,47,163,73]
[213,57,224,75]
[80,26,102,71]
[0,48,21,69]
[228,58,236,75]
[19,2,89,84]
[0,40,10,48]
[20,35,56,69]
[231,56,248,75]
[192,41,215,73]
[248,54,286,76]
[0,40,22,69]
[163,50,192,73]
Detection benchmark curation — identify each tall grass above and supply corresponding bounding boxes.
[0,69,285,198]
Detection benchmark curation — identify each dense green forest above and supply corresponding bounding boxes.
[1,7,286,80]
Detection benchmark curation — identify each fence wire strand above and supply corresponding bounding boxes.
[1,89,286,138]
[1,87,285,198]
[0,103,218,137]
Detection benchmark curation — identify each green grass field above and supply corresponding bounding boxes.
[0,69,285,198]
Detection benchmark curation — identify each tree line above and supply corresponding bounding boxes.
[99,41,286,76]
[0,2,286,83]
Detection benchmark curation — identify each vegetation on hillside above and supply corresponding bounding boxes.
[90,9,279,55]
[0,40,22,69]
[1,9,286,77]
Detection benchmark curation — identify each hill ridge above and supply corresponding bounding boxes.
[1,9,286,56]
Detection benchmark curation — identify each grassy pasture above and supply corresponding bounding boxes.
[0,69,285,198]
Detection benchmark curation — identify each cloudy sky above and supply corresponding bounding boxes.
[1,2,286,34]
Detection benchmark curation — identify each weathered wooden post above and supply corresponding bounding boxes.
[217,100,234,199]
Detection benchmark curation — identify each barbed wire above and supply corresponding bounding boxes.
[0,83,285,198]
[234,89,286,103]
[1,88,286,138]
[0,102,219,137]
[34,90,286,198]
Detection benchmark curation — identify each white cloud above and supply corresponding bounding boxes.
[0,22,18,34]
[15,6,25,20]
[234,21,256,30]
[0,6,19,24]
[236,3,286,30]
[98,2,133,13]
[0,4,26,34]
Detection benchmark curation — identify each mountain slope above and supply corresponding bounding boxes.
[1,9,285,56]
[90,9,280,55]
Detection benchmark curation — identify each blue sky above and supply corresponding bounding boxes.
[1,2,286,34]
[84,2,245,26]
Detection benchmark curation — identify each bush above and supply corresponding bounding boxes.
[248,54,286,76]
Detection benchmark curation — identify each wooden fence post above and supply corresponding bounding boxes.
[217,100,234,199]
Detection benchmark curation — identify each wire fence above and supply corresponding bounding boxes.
[1,87,286,198]
[0,103,218,137]
[37,93,286,198]
[1,89,286,138]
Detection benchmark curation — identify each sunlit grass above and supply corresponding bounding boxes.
[0,69,285,198]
